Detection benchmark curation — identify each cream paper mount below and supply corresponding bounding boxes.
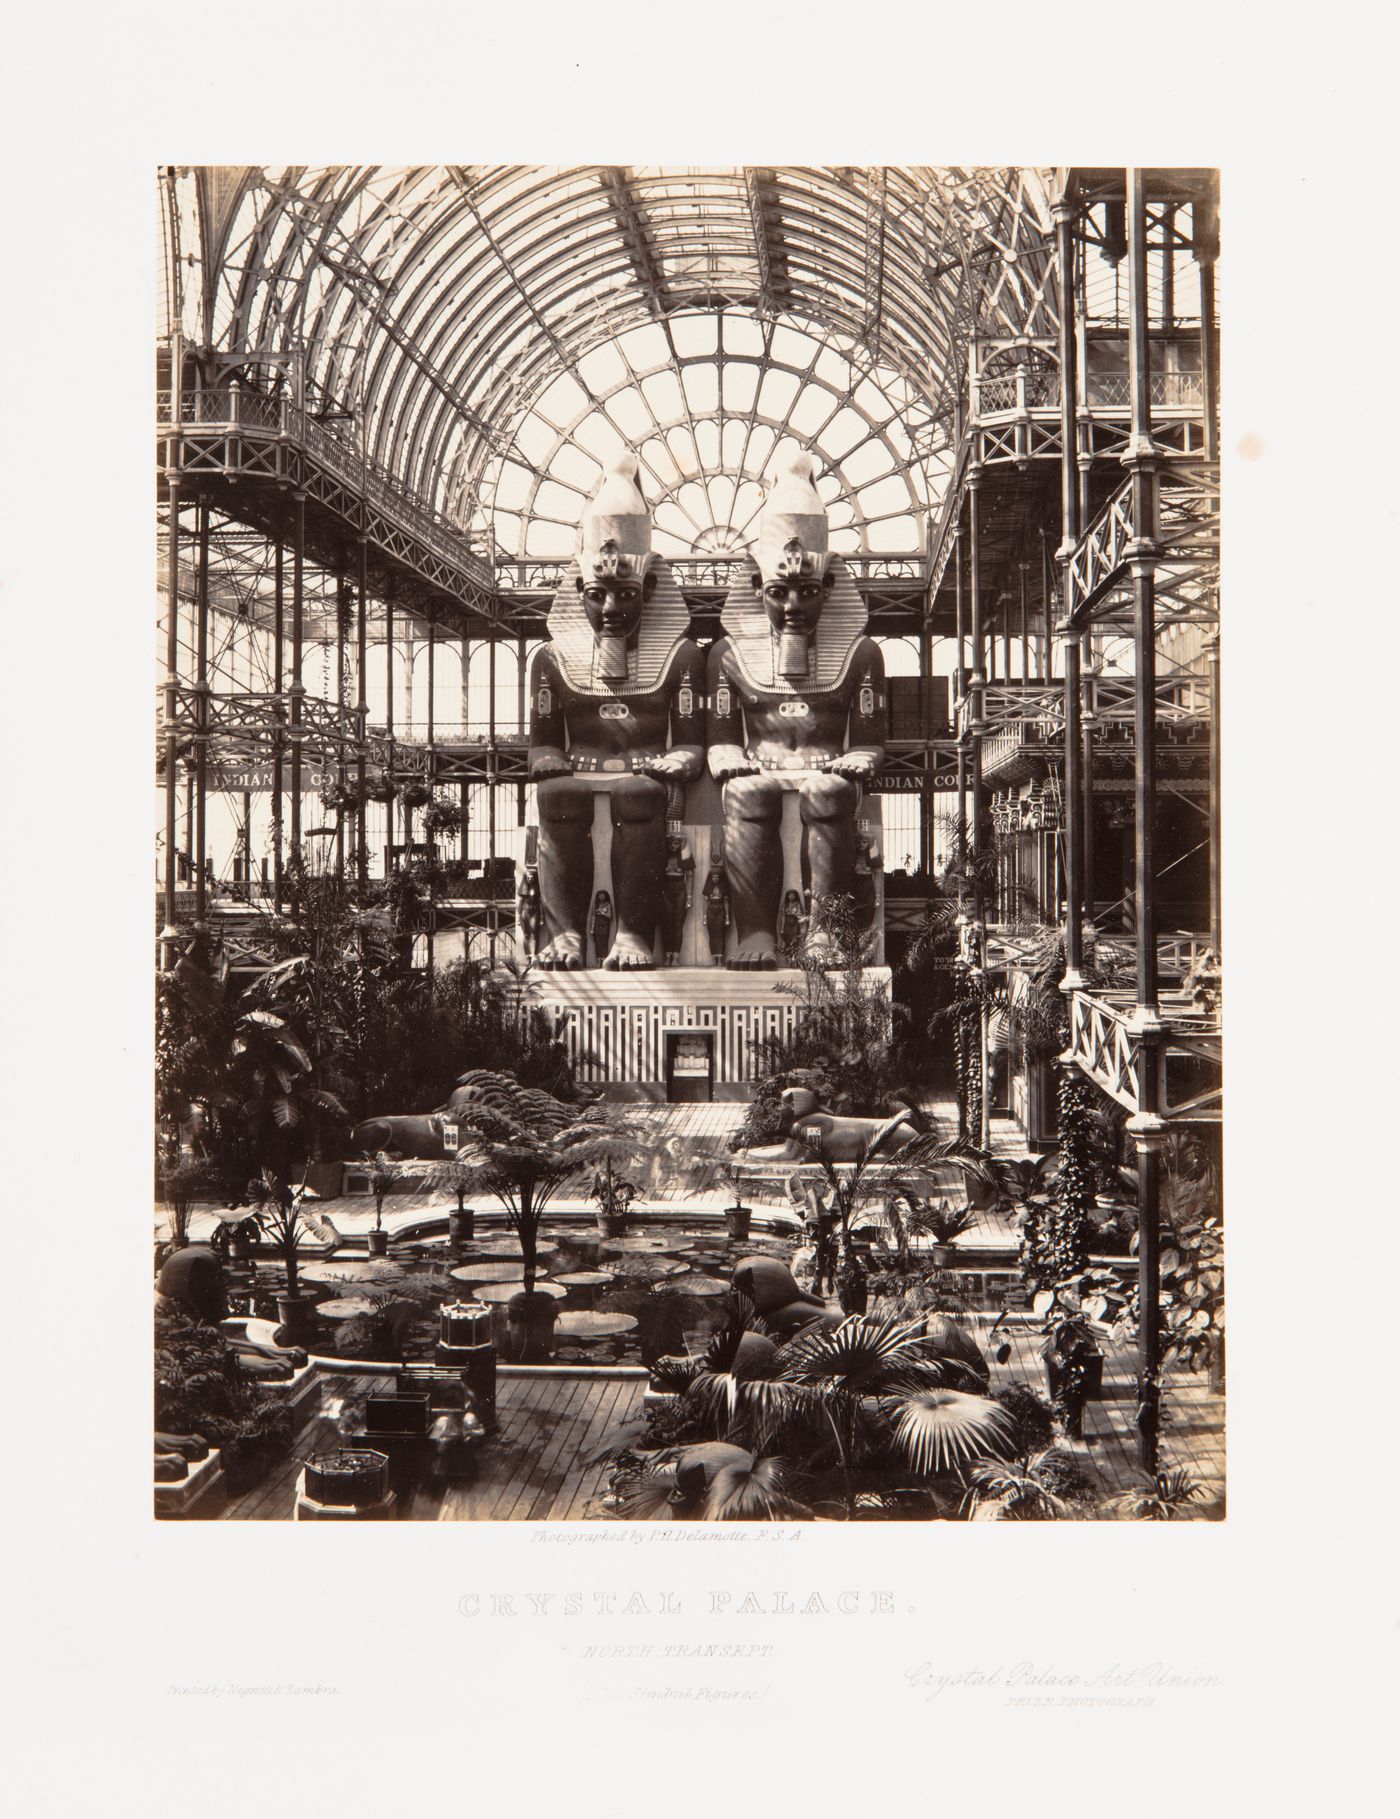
[718,556,869,694]
[545,558,692,695]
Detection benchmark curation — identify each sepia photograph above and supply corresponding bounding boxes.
[152,164,1226,1526]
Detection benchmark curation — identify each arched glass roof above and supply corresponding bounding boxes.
[161,164,1059,557]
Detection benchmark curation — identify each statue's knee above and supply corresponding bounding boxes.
[799,774,857,823]
[536,776,591,826]
[724,775,782,823]
[609,774,667,826]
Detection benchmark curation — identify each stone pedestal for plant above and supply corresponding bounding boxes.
[366,1228,389,1257]
[448,1208,476,1246]
[724,1206,752,1241]
[432,1338,498,1429]
[294,1450,396,1520]
[506,1290,557,1362]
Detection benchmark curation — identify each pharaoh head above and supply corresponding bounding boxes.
[575,453,658,677]
[750,451,834,676]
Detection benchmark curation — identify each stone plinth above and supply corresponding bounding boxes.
[532,966,892,1097]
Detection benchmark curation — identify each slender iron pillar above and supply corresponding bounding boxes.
[161,484,183,966]
[1196,190,1220,464]
[193,501,210,923]
[1207,630,1221,952]
[459,640,472,860]
[289,491,306,864]
[336,559,348,884]
[385,572,396,877]
[426,620,437,973]
[953,512,969,890]
[356,537,369,896]
[1054,191,1084,986]
[271,520,284,910]
[1080,630,1096,933]
[488,633,498,960]
[968,473,990,1150]
[1126,166,1165,1473]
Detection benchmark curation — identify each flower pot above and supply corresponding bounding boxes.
[724,1205,752,1241]
[366,1228,389,1257]
[1044,1350,1104,1436]
[448,1208,475,1246]
[929,1243,956,1268]
[276,1291,317,1332]
[304,1448,390,1508]
[505,1290,557,1363]
[595,1211,627,1238]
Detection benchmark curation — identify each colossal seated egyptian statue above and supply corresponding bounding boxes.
[528,455,704,969]
[706,453,886,968]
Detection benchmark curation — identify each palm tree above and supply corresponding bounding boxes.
[444,1072,647,1295]
[962,1444,1100,1520]
[219,1007,348,1180]
[1112,1468,1204,1521]
[740,1314,1016,1518]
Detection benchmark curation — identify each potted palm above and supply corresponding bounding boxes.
[896,1194,978,1268]
[1033,1271,1123,1437]
[158,1152,211,1251]
[590,1159,637,1238]
[247,1169,320,1336]
[425,1155,477,1246]
[365,1151,399,1256]
[721,1162,752,1241]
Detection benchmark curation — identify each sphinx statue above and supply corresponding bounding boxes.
[706,452,886,968]
[528,455,704,969]
[739,1084,921,1165]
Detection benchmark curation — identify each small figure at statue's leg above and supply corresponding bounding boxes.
[722,773,783,969]
[800,773,859,962]
[535,777,591,969]
[605,774,666,970]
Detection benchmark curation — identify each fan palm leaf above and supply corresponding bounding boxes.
[702,1456,811,1522]
[886,1389,1017,1478]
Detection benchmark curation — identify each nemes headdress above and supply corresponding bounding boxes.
[578,452,657,585]
[756,451,833,583]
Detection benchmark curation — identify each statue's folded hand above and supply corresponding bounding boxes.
[639,751,689,777]
[529,752,572,780]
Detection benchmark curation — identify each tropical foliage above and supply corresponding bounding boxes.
[444,1072,649,1293]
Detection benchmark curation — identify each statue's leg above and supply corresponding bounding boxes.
[799,774,858,960]
[605,775,667,969]
[722,774,783,969]
[535,777,591,969]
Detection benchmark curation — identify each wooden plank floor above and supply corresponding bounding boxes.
[200,1319,1222,1522]
[201,1372,645,1523]
[994,1322,1226,1514]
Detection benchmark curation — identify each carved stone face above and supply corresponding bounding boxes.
[576,566,657,644]
[751,567,834,640]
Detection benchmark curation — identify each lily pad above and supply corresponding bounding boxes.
[599,1235,674,1254]
[449,1262,524,1283]
[555,1311,639,1338]
[474,1279,567,1303]
[669,1275,729,1297]
[555,1271,615,1288]
[300,1259,403,1285]
[316,1297,380,1321]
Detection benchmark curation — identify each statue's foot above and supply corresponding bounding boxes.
[727,939,779,972]
[603,932,655,970]
[537,933,584,970]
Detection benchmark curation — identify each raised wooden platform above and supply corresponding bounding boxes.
[189,1315,1223,1522]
